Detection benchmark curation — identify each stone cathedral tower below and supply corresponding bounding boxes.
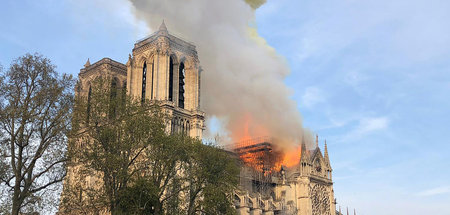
[59,22,205,214]
[60,21,337,215]
[126,21,205,138]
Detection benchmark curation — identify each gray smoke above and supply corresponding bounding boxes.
[128,0,309,149]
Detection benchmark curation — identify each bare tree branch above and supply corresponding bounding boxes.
[0,53,74,215]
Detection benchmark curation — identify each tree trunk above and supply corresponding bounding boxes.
[11,177,22,215]
[11,194,22,215]
[154,202,163,215]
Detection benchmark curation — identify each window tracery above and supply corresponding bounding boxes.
[310,184,331,215]
[142,62,147,102]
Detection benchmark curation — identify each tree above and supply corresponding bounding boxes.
[117,177,158,215]
[63,76,239,215]
[118,136,239,215]
[185,142,239,215]
[141,134,192,214]
[62,77,166,215]
[0,53,74,215]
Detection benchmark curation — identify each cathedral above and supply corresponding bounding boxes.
[231,136,336,215]
[61,21,336,215]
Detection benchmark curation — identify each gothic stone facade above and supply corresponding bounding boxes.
[126,22,205,138]
[60,21,205,214]
[61,22,335,215]
[234,139,336,215]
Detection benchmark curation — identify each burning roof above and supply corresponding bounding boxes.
[226,137,302,175]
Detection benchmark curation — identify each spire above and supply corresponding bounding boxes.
[347,207,349,215]
[339,206,341,215]
[354,209,356,215]
[299,137,310,175]
[315,134,319,148]
[324,139,330,166]
[157,20,169,36]
[301,141,307,153]
[159,19,168,32]
[300,135,309,162]
[84,58,90,67]
[300,141,307,159]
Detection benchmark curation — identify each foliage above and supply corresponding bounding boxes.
[62,77,166,215]
[185,142,239,215]
[0,53,74,215]
[117,177,158,215]
[63,77,239,215]
[118,136,239,215]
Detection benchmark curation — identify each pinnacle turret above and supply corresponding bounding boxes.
[157,20,169,37]
[324,139,331,167]
[84,58,90,67]
[159,20,168,32]
[126,54,132,66]
[300,135,309,162]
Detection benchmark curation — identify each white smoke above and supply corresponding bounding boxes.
[128,0,309,149]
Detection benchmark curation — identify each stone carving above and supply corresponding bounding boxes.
[310,184,331,215]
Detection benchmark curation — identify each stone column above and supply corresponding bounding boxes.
[297,177,312,215]
[329,186,336,215]
[250,208,262,215]
[126,57,132,97]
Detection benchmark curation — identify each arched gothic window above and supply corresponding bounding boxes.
[86,86,92,123]
[234,195,241,206]
[122,81,127,105]
[178,62,185,108]
[110,78,118,98]
[169,57,174,101]
[181,119,185,135]
[142,62,147,102]
[247,198,253,208]
[186,120,190,134]
[109,78,118,118]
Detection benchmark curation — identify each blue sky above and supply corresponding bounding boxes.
[1,0,450,214]
[255,0,450,213]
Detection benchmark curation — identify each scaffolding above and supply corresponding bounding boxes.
[226,137,282,196]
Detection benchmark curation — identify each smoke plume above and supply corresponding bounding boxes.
[128,0,310,149]
[244,0,267,9]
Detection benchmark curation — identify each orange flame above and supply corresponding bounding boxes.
[232,113,269,143]
[232,113,302,174]
[280,145,302,168]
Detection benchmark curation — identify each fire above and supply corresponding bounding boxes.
[280,145,301,168]
[231,113,303,174]
[232,113,269,143]
[233,137,302,174]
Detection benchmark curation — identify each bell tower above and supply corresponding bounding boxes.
[126,21,205,138]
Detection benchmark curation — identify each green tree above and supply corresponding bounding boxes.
[0,53,74,215]
[185,142,239,215]
[117,177,158,215]
[64,77,239,215]
[119,136,239,215]
[140,133,191,214]
[64,77,166,215]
